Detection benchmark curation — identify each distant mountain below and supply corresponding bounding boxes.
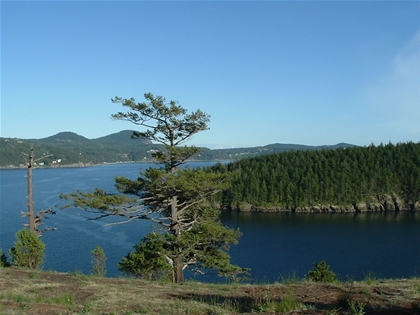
[32,130,151,145]
[205,142,357,160]
[0,130,357,168]
[1,131,158,168]
[94,130,151,145]
[35,132,89,143]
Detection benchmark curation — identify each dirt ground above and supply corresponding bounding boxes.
[1,268,419,315]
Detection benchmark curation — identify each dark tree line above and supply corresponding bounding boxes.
[215,142,420,209]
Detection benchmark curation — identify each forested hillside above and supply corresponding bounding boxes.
[0,131,354,168]
[216,142,420,212]
[0,131,160,167]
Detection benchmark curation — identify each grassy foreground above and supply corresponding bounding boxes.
[1,268,419,315]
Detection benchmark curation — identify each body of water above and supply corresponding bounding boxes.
[1,163,419,282]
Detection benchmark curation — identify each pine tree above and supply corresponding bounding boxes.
[61,93,246,282]
[9,229,45,269]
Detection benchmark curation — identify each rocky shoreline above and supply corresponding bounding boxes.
[228,194,420,213]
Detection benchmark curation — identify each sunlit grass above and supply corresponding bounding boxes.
[280,270,301,284]
[252,293,307,313]
[1,268,420,315]
[363,271,380,285]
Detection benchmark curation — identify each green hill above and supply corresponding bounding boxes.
[34,132,90,143]
[94,130,151,144]
[0,131,355,168]
[215,141,420,212]
[0,131,157,167]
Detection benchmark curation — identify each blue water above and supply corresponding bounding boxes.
[221,211,420,282]
[1,163,419,282]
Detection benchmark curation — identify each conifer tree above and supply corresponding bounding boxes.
[9,229,45,269]
[61,93,246,282]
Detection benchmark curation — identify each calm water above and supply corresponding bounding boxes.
[1,163,419,282]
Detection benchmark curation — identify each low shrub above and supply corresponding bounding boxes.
[0,248,11,267]
[91,245,107,277]
[9,229,45,269]
[306,261,337,283]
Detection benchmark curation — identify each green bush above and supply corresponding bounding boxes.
[91,245,107,277]
[118,233,172,280]
[0,248,11,267]
[9,229,45,269]
[306,261,337,283]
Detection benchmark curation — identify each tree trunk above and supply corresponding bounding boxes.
[170,193,185,283]
[27,149,36,233]
[174,255,184,283]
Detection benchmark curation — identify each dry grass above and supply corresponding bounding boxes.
[1,267,419,315]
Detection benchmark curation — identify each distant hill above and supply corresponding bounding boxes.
[1,131,158,168]
[34,132,90,143]
[263,142,354,151]
[0,130,356,168]
[32,131,151,145]
[94,130,151,145]
[204,142,356,160]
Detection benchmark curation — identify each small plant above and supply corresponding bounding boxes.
[80,306,90,313]
[363,271,379,285]
[51,293,74,305]
[326,308,341,315]
[253,294,304,313]
[411,279,420,294]
[359,286,370,294]
[337,292,353,308]
[276,294,305,312]
[19,303,30,310]
[254,300,274,313]
[9,229,45,269]
[348,300,365,315]
[306,261,337,283]
[0,248,11,267]
[280,270,301,284]
[91,245,107,277]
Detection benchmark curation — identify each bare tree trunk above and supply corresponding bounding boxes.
[168,159,185,283]
[22,149,54,235]
[27,149,36,233]
[170,194,185,283]
[174,255,184,283]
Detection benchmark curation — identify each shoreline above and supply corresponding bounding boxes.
[0,159,229,170]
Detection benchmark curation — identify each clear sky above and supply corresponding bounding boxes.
[2,1,420,149]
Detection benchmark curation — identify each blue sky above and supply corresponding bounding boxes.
[2,1,420,148]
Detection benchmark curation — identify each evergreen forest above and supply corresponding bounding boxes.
[215,142,420,211]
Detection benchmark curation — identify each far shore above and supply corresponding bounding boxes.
[0,159,230,170]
